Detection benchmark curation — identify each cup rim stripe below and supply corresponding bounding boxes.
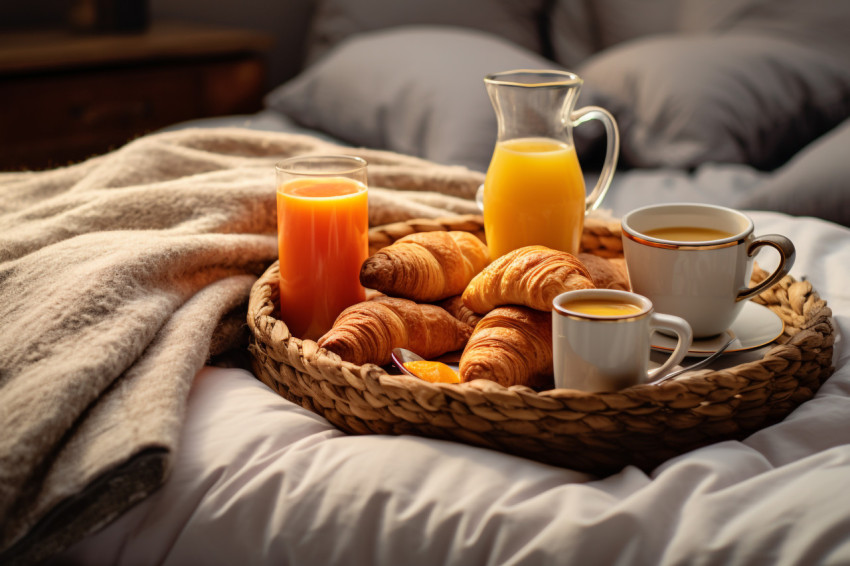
[622,231,747,250]
[554,310,651,322]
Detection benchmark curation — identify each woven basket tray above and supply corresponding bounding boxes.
[247,214,835,475]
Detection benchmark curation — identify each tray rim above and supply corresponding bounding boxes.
[247,214,836,474]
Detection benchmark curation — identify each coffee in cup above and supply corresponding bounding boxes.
[560,297,643,317]
[641,226,735,242]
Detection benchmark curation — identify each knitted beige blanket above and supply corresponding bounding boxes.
[0,128,482,565]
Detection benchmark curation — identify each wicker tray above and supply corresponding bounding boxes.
[247,215,835,475]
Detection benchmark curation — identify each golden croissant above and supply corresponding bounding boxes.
[459,306,554,389]
[317,296,472,366]
[577,253,630,291]
[360,231,490,302]
[462,245,594,313]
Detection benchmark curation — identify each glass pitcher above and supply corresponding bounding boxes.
[477,69,619,260]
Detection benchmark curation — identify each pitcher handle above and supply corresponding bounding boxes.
[570,106,619,212]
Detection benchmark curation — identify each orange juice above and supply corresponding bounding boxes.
[483,137,586,260]
[277,177,369,340]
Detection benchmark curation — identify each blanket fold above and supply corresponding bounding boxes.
[0,128,483,565]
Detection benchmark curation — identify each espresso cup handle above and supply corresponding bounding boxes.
[647,313,693,382]
[736,235,796,302]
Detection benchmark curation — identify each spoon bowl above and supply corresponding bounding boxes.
[391,347,425,377]
[391,348,461,383]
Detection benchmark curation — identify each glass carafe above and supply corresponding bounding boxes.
[478,69,619,260]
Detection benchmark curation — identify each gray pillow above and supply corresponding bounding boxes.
[304,0,548,64]
[739,118,850,227]
[577,32,850,170]
[721,0,850,62]
[548,0,681,67]
[266,27,607,172]
[547,0,847,68]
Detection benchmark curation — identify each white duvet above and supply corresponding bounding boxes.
[55,212,850,565]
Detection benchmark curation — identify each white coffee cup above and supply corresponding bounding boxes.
[552,289,693,392]
[621,203,795,338]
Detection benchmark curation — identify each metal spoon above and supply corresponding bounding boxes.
[391,347,424,376]
[391,348,461,383]
[651,337,735,385]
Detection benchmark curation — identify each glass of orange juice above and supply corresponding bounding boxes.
[276,155,369,341]
[480,70,620,260]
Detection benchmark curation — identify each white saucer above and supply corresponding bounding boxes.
[651,301,785,358]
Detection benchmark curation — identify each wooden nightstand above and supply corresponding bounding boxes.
[0,21,274,171]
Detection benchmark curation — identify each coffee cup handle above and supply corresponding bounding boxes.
[736,235,796,302]
[647,313,693,382]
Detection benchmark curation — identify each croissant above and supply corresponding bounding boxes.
[317,296,472,366]
[437,295,483,328]
[462,245,595,314]
[577,253,630,291]
[360,231,490,302]
[459,306,554,389]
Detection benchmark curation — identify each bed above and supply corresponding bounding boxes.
[3,0,850,564]
[27,192,850,565]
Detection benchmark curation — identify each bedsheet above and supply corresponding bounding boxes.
[53,211,850,565]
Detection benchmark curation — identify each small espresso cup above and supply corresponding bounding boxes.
[621,203,795,338]
[552,289,693,392]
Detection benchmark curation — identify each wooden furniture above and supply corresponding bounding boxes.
[0,21,273,171]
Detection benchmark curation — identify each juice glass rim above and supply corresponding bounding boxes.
[276,155,367,177]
